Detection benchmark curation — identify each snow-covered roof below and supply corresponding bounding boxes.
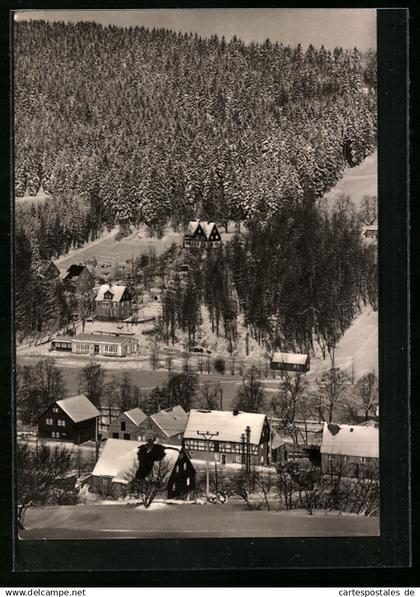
[184,409,267,445]
[363,224,378,232]
[272,352,309,365]
[92,439,181,484]
[320,423,379,458]
[95,284,128,302]
[187,221,201,235]
[74,332,136,346]
[56,394,100,423]
[201,222,217,239]
[63,264,86,281]
[125,407,147,427]
[150,405,188,437]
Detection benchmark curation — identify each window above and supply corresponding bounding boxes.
[235,455,242,464]
[186,477,190,487]
[360,457,368,464]
[183,462,187,471]
[123,433,130,440]
[214,453,220,462]
[121,421,126,431]
[52,431,60,438]
[46,418,53,425]
[176,465,180,473]
[52,407,59,413]
[112,433,119,439]
[172,482,176,491]
[105,344,118,353]
[57,419,66,427]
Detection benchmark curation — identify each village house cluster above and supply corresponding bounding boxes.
[36,391,379,502]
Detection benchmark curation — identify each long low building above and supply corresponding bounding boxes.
[50,332,139,357]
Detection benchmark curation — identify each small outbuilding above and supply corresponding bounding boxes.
[362,225,378,240]
[270,352,310,373]
[38,394,101,444]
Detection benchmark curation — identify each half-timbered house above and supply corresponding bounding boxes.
[183,409,271,465]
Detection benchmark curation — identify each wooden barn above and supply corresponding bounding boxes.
[108,407,148,440]
[89,438,196,500]
[132,405,188,446]
[62,264,95,294]
[183,409,271,465]
[320,422,379,478]
[95,284,132,321]
[184,221,222,249]
[270,352,310,374]
[38,394,100,444]
[71,332,138,357]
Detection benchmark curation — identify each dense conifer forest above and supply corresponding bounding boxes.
[14,20,377,345]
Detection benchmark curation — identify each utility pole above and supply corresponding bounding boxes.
[197,430,219,500]
[217,387,223,411]
[245,425,251,475]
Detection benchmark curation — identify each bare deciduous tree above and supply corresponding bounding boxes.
[359,195,377,226]
[356,372,378,420]
[316,367,351,422]
[272,374,310,445]
[17,441,74,529]
[130,459,173,509]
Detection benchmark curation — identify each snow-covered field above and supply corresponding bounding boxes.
[324,151,377,210]
[21,503,379,539]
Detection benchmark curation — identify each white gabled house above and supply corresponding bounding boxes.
[320,422,379,478]
[183,409,271,465]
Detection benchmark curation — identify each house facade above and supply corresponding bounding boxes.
[95,284,132,321]
[38,394,100,444]
[271,352,310,374]
[320,422,379,478]
[88,439,196,500]
[184,221,222,249]
[108,408,147,440]
[63,264,95,294]
[71,332,138,357]
[183,409,271,465]
[132,405,188,446]
[50,336,73,352]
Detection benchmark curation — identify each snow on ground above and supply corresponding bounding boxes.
[22,503,379,538]
[324,151,377,211]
